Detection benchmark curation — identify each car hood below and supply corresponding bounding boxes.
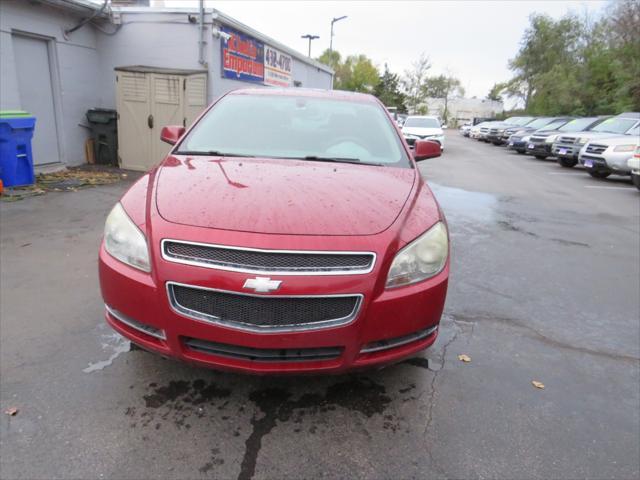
[402,127,443,137]
[563,131,632,141]
[587,134,639,147]
[155,156,415,236]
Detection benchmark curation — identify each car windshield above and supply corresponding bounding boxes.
[525,118,552,129]
[559,117,599,132]
[178,94,410,167]
[404,117,440,128]
[541,120,568,131]
[592,117,638,135]
[626,125,640,136]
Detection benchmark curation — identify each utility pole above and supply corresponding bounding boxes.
[329,15,347,53]
[301,34,320,57]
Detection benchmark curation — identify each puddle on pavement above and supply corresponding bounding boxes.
[429,183,499,225]
[83,325,130,373]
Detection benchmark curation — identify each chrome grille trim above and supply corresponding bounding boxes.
[105,304,166,340]
[360,325,438,354]
[558,136,577,144]
[166,281,364,333]
[161,239,376,276]
[586,144,607,154]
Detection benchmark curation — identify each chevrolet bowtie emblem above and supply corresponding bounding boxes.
[243,276,282,293]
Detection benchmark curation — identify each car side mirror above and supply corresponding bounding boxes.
[160,125,186,145]
[413,139,441,161]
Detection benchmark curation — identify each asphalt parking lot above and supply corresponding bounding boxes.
[1,131,638,480]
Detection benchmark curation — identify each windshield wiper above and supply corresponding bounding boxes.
[173,150,252,157]
[299,155,384,166]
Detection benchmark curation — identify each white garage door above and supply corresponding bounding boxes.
[12,34,61,166]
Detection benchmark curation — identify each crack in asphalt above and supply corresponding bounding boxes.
[450,312,639,363]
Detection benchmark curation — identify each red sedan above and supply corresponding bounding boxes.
[99,88,449,374]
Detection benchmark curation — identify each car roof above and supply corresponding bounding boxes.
[615,112,640,119]
[227,87,378,104]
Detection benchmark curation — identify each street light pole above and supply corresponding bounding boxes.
[329,15,347,53]
[301,34,320,57]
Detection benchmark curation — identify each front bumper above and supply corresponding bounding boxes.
[552,143,583,160]
[526,142,552,156]
[507,138,526,150]
[580,153,633,175]
[486,134,504,144]
[99,245,448,374]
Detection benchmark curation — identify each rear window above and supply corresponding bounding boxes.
[178,94,410,167]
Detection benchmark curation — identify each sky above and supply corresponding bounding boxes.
[157,0,609,101]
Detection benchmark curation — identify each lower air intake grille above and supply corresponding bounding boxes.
[183,337,343,362]
[168,283,362,331]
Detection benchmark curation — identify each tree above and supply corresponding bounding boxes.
[422,74,465,123]
[373,64,407,112]
[402,53,431,114]
[317,50,379,93]
[487,82,507,102]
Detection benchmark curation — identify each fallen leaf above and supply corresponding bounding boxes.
[532,381,545,389]
[458,354,471,363]
[4,407,18,416]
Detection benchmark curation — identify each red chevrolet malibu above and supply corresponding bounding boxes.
[99,88,449,374]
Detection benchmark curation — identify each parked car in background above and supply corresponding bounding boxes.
[402,115,446,150]
[553,113,640,168]
[486,116,536,145]
[629,146,640,191]
[397,114,408,127]
[99,88,449,374]
[525,116,608,160]
[507,117,571,153]
[459,124,471,137]
[578,127,640,179]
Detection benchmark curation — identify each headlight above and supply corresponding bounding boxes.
[545,134,558,144]
[522,135,531,142]
[104,203,151,272]
[576,137,589,145]
[613,144,636,152]
[497,129,505,133]
[386,222,448,288]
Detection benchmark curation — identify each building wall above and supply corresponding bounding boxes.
[0,0,101,166]
[0,4,333,167]
[96,11,333,105]
[424,97,504,127]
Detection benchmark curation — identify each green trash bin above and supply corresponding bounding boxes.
[86,108,118,166]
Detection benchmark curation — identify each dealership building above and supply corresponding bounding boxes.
[0,0,334,170]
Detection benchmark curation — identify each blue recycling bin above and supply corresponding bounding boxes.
[0,111,37,187]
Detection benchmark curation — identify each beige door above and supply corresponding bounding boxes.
[150,73,183,168]
[116,72,151,171]
[184,73,208,127]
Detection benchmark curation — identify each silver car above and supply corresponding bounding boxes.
[579,128,640,179]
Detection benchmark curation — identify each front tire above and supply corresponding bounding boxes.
[535,155,547,160]
[588,170,610,179]
[632,174,640,191]
[516,149,525,154]
[558,157,577,168]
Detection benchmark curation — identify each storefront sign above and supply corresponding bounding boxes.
[264,46,292,87]
[220,26,264,83]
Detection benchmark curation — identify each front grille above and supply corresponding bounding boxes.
[558,136,577,144]
[183,337,343,362]
[586,144,607,154]
[168,282,362,332]
[529,135,547,144]
[480,127,489,133]
[163,240,375,275]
